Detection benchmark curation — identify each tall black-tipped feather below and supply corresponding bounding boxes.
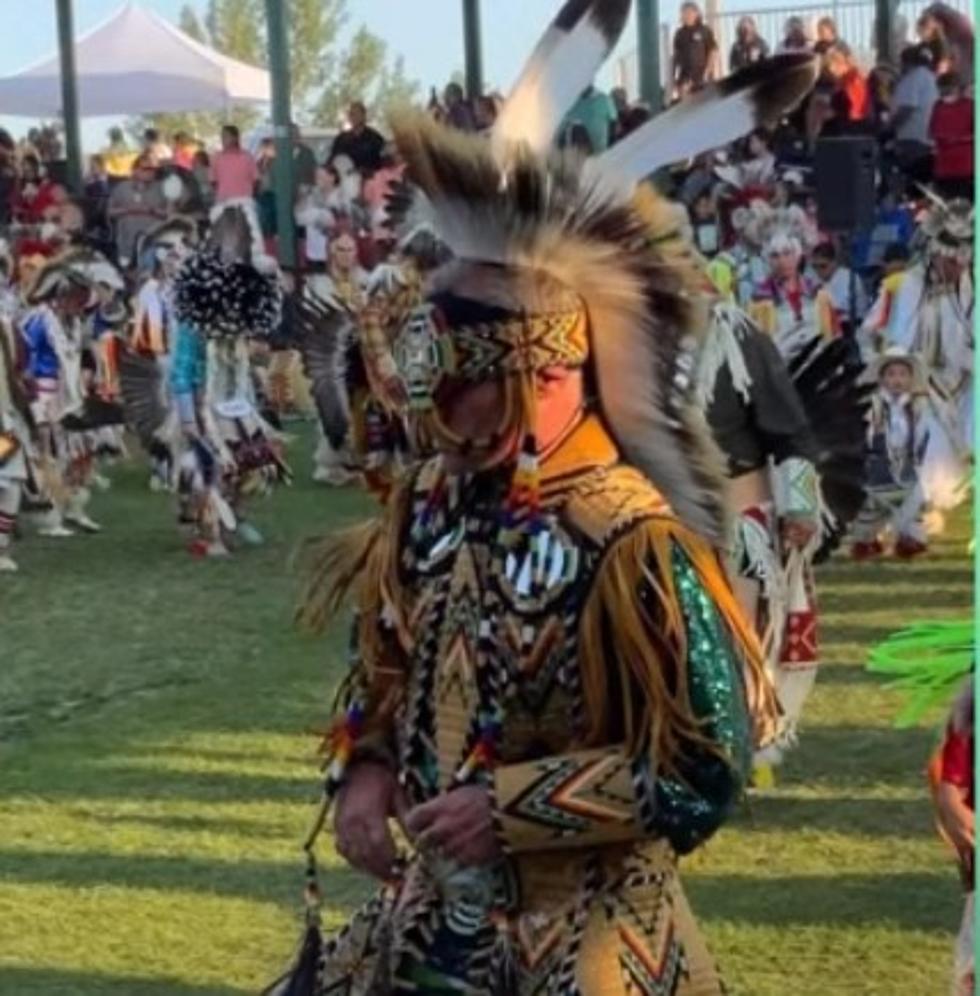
[589,53,819,198]
[491,0,633,162]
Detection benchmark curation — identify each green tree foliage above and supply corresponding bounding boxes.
[206,0,266,69]
[312,28,420,129]
[289,0,346,116]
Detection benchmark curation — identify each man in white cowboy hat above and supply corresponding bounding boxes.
[852,347,931,560]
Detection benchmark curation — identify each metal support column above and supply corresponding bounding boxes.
[874,0,896,67]
[55,0,82,192]
[462,0,483,101]
[637,0,663,112]
[265,0,297,271]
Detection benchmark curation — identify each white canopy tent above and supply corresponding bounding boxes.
[0,1,270,117]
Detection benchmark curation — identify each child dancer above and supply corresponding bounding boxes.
[852,348,931,559]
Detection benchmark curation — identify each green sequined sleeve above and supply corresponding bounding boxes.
[635,544,752,855]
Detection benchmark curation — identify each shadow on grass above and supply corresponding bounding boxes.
[733,793,933,839]
[819,622,924,648]
[820,585,973,613]
[809,664,885,687]
[780,725,937,790]
[0,761,317,804]
[0,967,240,995]
[79,810,296,840]
[688,871,959,933]
[0,848,364,907]
[818,563,973,587]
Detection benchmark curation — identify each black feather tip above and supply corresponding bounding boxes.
[554,0,633,47]
[718,52,819,126]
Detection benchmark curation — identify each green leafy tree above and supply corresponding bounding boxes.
[206,0,266,69]
[312,26,419,128]
[375,55,422,123]
[289,0,347,118]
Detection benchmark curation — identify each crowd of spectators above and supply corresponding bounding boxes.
[0,4,970,316]
[663,3,974,203]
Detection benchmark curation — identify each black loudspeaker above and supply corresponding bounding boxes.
[814,137,877,232]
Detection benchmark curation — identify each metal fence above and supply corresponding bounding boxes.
[613,0,973,97]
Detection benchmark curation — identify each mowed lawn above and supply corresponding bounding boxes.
[0,429,972,995]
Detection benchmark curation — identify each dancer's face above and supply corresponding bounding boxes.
[770,246,799,280]
[881,362,913,396]
[331,235,357,272]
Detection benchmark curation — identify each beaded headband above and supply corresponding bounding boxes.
[395,301,588,414]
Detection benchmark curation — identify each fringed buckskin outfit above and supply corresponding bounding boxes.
[306,416,763,995]
[268,4,820,992]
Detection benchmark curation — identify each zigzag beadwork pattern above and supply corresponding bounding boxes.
[498,749,637,838]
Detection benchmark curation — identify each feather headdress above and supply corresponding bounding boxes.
[135,216,198,272]
[918,190,973,265]
[388,110,726,539]
[24,250,93,305]
[732,200,819,256]
[378,0,820,540]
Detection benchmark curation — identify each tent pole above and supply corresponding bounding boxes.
[55,0,83,192]
[637,0,663,113]
[265,0,297,271]
[462,0,483,100]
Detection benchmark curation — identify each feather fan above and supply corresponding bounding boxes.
[118,348,167,451]
[491,0,632,163]
[295,289,353,450]
[786,336,872,561]
[587,53,819,199]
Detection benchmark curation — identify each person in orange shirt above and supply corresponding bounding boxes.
[825,41,870,121]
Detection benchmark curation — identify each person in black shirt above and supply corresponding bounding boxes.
[442,83,478,132]
[730,16,769,72]
[671,2,719,100]
[329,102,385,175]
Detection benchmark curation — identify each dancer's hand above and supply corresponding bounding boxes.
[404,786,501,867]
[781,516,817,549]
[936,782,975,861]
[334,761,405,880]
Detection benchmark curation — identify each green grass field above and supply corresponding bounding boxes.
[0,433,972,995]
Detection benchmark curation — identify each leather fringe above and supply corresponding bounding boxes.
[578,516,779,773]
[296,481,414,661]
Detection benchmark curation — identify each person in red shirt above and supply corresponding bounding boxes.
[930,72,974,201]
[825,41,870,121]
[931,678,974,996]
[11,154,58,225]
